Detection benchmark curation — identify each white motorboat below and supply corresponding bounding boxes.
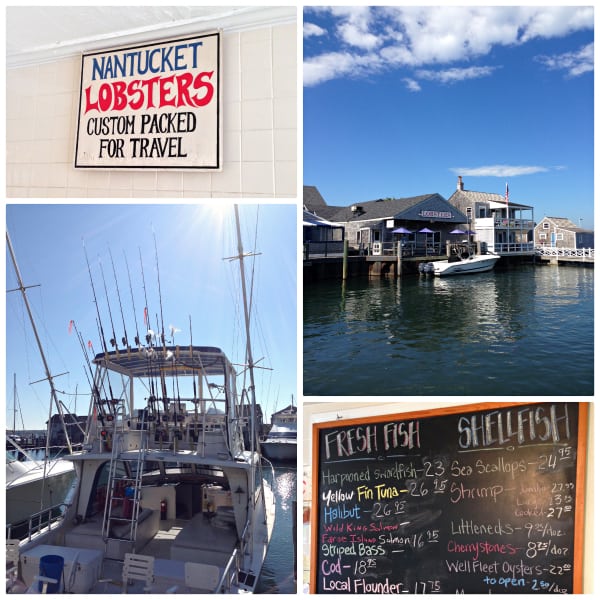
[260,403,297,463]
[7,208,276,594]
[6,448,75,530]
[420,251,500,276]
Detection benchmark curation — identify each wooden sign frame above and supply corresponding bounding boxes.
[310,401,588,594]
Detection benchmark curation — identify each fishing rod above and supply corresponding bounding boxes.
[139,247,152,346]
[98,256,118,350]
[124,252,141,347]
[109,247,129,349]
[152,229,171,418]
[83,240,109,354]
[140,247,167,432]
[70,320,103,411]
[153,231,167,349]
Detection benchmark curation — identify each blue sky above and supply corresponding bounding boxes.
[6,204,296,431]
[304,6,594,228]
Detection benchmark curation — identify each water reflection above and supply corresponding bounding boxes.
[304,266,593,396]
[256,466,297,593]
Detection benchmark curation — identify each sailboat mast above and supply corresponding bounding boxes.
[6,231,73,454]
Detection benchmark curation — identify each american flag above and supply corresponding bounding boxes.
[505,182,509,205]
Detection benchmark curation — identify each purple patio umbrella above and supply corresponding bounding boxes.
[449,228,465,234]
[418,227,434,233]
[392,227,413,234]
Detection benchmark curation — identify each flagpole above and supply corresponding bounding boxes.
[505,182,510,252]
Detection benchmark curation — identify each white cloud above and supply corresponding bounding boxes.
[535,43,594,77]
[403,78,421,92]
[338,21,380,51]
[304,52,381,88]
[304,6,594,87]
[416,66,497,84]
[450,165,551,177]
[304,22,327,39]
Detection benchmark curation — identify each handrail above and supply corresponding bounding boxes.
[215,513,258,592]
[216,547,241,592]
[6,501,70,542]
[535,246,594,259]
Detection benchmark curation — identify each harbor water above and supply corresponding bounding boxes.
[304,264,593,396]
[257,465,297,593]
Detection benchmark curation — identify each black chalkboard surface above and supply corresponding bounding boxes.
[310,402,588,594]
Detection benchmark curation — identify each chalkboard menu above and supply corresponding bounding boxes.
[311,402,588,594]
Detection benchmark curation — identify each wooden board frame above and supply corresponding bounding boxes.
[310,401,589,594]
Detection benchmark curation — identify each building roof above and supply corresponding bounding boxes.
[537,216,593,234]
[329,194,468,224]
[304,186,468,224]
[303,185,327,207]
[448,188,534,210]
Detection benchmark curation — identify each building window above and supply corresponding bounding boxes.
[556,233,564,241]
[539,233,547,240]
[543,222,550,229]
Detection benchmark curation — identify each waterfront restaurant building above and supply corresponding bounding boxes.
[304,185,470,257]
[6,6,296,198]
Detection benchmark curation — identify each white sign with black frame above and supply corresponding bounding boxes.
[75,31,221,169]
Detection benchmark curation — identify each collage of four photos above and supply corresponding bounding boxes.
[5,5,594,595]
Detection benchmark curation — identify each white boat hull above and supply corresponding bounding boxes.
[6,460,75,526]
[432,254,499,276]
[260,440,297,463]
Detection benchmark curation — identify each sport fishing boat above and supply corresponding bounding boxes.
[260,400,296,463]
[420,249,500,276]
[7,209,276,594]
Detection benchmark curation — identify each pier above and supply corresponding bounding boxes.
[535,247,594,265]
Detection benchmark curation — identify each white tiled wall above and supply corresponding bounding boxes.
[6,23,297,198]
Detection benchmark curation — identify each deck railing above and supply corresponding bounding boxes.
[6,501,69,542]
[370,241,440,257]
[303,240,345,258]
[535,247,594,260]
[493,242,535,254]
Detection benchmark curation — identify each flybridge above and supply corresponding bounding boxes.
[90,41,206,80]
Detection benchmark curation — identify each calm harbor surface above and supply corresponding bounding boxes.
[304,264,593,396]
[257,465,297,593]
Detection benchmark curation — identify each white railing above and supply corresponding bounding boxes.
[7,501,69,542]
[493,242,535,254]
[535,247,594,260]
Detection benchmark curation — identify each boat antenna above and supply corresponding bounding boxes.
[109,247,129,349]
[124,252,141,347]
[83,240,109,354]
[98,256,118,350]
